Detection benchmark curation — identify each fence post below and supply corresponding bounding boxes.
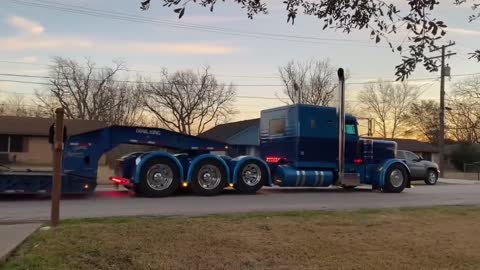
[50,108,65,227]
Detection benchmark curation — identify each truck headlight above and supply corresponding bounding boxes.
[135,157,141,165]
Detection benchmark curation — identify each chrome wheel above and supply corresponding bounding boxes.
[427,171,437,184]
[389,169,404,188]
[241,163,262,187]
[197,164,222,190]
[146,164,173,191]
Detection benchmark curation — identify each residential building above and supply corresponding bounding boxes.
[199,118,260,157]
[0,115,106,165]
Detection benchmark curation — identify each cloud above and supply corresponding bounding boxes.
[106,42,236,54]
[0,35,237,55]
[2,15,237,55]
[0,36,93,51]
[175,15,246,25]
[18,56,39,63]
[448,27,480,36]
[7,16,44,35]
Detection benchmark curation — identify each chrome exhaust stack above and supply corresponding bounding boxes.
[337,68,361,187]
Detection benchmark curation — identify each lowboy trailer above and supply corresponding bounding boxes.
[0,69,411,195]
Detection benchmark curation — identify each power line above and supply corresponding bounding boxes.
[0,60,280,79]
[7,0,389,48]
[0,79,50,86]
[0,72,457,86]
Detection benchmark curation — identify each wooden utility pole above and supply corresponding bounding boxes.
[428,42,456,178]
[294,82,301,104]
[50,108,65,227]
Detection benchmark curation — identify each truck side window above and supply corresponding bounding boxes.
[345,124,357,135]
[404,151,419,161]
[269,119,286,135]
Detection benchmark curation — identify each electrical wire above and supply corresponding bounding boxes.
[0,72,459,87]
[7,0,390,48]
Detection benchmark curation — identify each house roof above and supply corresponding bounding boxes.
[0,116,107,137]
[369,137,439,153]
[199,118,259,142]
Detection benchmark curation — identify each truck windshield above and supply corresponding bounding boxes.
[345,124,357,135]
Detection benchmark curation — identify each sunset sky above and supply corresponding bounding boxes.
[1,0,479,121]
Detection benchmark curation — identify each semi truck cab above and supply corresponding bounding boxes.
[259,104,409,192]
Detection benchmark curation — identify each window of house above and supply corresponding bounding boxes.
[269,119,286,135]
[0,135,8,152]
[0,135,26,153]
[9,136,24,152]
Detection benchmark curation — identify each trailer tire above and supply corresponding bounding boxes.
[191,159,227,196]
[383,164,407,193]
[235,160,267,194]
[136,157,180,197]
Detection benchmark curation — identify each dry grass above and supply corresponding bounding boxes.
[3,206,480,270]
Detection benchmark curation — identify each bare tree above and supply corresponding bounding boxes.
[447,98,480,143]
[452,75,480,99]
[446,76,480,143]
[0,100,5,115]
[405,100,440,143]
[36,57,145,125]
[358,80,423,138]
[278,59,337,106]
[0,93,46,117]
[143,67,236,135]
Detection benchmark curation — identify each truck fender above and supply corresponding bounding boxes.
[187,154,231,184]
[231,156,272,185]
[377,159,411,188]
[134,152,184,184]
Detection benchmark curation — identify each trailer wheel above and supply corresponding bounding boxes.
[136,158,180,197]
[383,164,407,193]
[235,160,267,194]
[191,159,227,196]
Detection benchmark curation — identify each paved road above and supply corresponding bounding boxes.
[1,181,479,223]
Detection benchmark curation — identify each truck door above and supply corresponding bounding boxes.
[402,151,425,179]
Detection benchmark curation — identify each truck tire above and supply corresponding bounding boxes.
[136,157,180,197]
[383,164,407,193]
[191,159,227,196]
[235,160,267,194]
[424,169,438,185]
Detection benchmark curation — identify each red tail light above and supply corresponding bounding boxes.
[354,158,364,165]
[266,156,282,164]
[110,176,130,185]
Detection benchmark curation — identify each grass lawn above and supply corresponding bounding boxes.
[2,206,480,270]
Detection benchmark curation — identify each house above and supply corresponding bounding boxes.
[370,137,439,163]
[200,118,440,163]
[0,115,106,165]
[199,118,260,157]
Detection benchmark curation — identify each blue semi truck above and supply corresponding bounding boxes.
[0,69,411,195]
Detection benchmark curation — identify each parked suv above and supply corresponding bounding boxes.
[396,150,440,185]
